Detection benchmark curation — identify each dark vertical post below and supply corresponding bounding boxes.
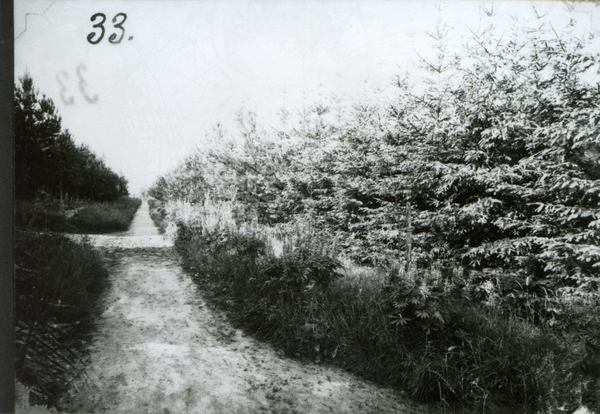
[0,1,15,411]
[405,191,413,273]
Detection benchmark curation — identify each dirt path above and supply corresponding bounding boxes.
[60,202,437,414]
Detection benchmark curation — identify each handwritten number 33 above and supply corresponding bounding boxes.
[87,13,127,45]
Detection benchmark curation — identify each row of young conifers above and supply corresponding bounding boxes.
[146,16,600,414]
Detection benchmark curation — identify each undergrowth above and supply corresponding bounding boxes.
[16,193,142,233]
[158,199,600,413]
[147,198,168,233]
[14,230,111,408]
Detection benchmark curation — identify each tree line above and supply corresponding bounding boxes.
[15,74,129,201]
[150,18,600,294]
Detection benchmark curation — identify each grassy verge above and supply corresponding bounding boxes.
[16,195,142,233]
[147,198,168,234]
[15,230,111,409]
[157,199,600,413]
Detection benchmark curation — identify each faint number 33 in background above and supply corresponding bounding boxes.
[56,64,99,105]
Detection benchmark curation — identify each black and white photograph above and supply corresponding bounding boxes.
[12,1,600,413]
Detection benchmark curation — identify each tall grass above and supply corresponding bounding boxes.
[152,198,600,413]
[16,194,142,233]
[15,230,110,408]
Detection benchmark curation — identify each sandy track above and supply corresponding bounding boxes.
[60,203,436,414]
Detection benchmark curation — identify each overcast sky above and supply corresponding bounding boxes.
[14,1,600,195]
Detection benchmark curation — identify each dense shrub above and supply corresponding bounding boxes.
[67,196,142,233]
[259,248,343,297]
[385,269,599,410]
[15,230,110,407]
[16,195,141,233]
[147,198,168,233]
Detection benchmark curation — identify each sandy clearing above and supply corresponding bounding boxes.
[58,202,437,414]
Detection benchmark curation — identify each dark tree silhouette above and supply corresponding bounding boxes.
[14,74,129,201]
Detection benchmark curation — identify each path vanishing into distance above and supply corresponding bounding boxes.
[61,201,436,414]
